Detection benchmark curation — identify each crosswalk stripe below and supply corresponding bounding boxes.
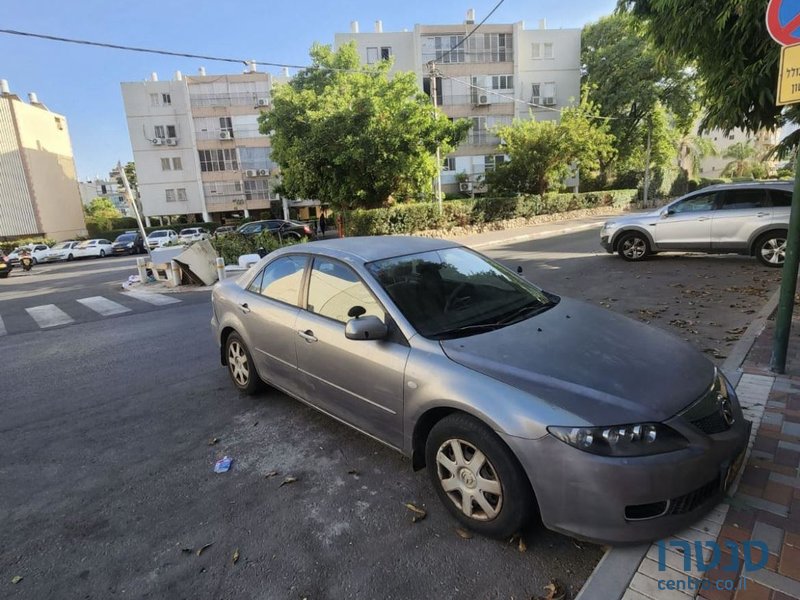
[77,296,132,316]
[123,291,181,306]
[26,304,74,328]
[0,315,6,336]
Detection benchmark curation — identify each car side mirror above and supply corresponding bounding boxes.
[345,315,388,341]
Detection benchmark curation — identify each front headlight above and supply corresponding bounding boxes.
[126,243,133,247]
[601,222,617,232]
[547,423,688,457]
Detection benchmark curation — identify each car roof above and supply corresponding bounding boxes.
[279,236,461,263]
[699,181,794,192]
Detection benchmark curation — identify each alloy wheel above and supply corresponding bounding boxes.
[621,237,647,260]
[227,341,250,387]
[435,438,503,521]
[760,237,786,266]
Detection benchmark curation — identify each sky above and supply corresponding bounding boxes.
[0,0,616,180]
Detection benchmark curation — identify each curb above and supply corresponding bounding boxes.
[574,285,782,600]
[466,221,604,250]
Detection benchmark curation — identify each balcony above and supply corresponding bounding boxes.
[466,131,501,146]
[440,92,515,107]
[189,92,270,109]
[194,127,267,141]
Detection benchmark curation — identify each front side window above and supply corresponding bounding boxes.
[252,256,307,305]
[307,258,383,323]
[367,247,554,339]
[671,192,717,213]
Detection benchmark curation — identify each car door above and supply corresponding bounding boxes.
[239,254,308,395]
[653,191,718,250]
[293,256,408,448]
[711,188,771,251]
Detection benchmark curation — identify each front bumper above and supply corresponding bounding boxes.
[502,407,750,544]
[600,234,613,253]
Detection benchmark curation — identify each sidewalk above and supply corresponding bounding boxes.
[607,307,800,600]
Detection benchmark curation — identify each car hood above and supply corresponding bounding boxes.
[605,211,661,226]
[439,297,714,425]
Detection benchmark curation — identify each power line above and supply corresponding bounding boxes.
[432,0,506,65]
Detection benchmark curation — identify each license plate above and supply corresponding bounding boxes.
[724,448,746,491]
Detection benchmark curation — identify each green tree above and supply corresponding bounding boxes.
[487,101,615,195]
[582,13,697,183]
[116,161,137,192]
[84,197,122,220]
[621,0,790,135]
[721,141,761,178]
[677,134,717,178]
[259,42,470,211]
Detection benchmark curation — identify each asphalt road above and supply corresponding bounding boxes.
[0,227,780,599]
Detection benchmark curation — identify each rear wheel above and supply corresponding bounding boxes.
[425,413,534,539]
[225,332,262,395]
[67,253,74,261]
[755,230,787,268]
[99,249,106,258]
[32,257,38,265]
[616,231,650,262]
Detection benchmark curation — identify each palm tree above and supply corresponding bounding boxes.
[677,134,717,178]
[721,141,759,177]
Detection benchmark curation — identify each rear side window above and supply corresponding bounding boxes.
[770,190,793,207]
[250,256,307,305]
[718,189,768,210]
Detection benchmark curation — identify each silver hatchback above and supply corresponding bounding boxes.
[211,237,749,544]
[601,182,794,266]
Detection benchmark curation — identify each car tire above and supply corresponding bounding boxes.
[755,230,787,268]
[99,250,106,258]
[425,413,534,539]
[616,231,651,262]
[32,257,38,265]
[67,254,73,261]
[0,271,9,279]
[225,332,262,395]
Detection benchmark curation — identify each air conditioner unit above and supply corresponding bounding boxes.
[543,97,556,106]
[256,98,269,107]
[165,138,178,145]
[245,169,258,177]
[477,95,490,105]
[219,131,231,140]
[459,182,473,192]
[257,168,269,176]
[151,138,163,145]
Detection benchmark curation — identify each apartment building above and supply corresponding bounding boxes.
[0,80,87,241]
[78,174,129,216]
[121,65,285,223]
[697,127,780,178]
[334,10,581,193]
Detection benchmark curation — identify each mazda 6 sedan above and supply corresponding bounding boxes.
[210,236,749,544]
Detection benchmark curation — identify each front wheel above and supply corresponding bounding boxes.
[425,413,534,539]
[99,250,106,258]
[32,257,38,265]
[755,231,787,268]
[225,332,262,395]
[67,253,74,261]
[616,232,650,262]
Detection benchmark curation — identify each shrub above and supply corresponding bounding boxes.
[0,237,57,253]
[210,232,302,265]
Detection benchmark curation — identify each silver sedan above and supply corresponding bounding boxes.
[211,236,749,543]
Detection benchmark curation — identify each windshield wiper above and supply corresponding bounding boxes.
[496,300,555,324]
[431,322,507,339]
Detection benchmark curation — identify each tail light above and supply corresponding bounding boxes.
[303,226,312,234]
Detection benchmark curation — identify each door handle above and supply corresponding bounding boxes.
[697,217,710,221]
[239,302,250,314]
[757,212,770,217]
[297,329,318,343]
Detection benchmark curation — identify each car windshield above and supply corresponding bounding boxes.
[179,229,197,235]
[115,234,136,242]
[366,247,556,340]
[52,242,72,250]
[150,231,167,238]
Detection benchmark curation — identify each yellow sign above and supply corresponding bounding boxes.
[777,44,800,105]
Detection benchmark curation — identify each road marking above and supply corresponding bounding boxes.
[26,304,74,328]
[0,315,5,336]
[77,296,132,316]
[123,291,181,306]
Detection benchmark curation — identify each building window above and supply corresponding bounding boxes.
[543,43,554,59]
[54,117,64,131]
[172,157,183,170]
[154,125,165,138]
[166,125,177,138]
[162,93,172,105]
[165,189,176,202]
[177,188,187,202]
[433,35,466,63]
[239,146,272,171]
[150,93,160,107]
[380,47,392,60]
[198,149,239,172]
[531,83,556,106]
[161,158,172,171]
[491,75,514,90]
[532,43,541,59]
[219,116,233,136]
[442,157,456,171]
[366,47,378,64]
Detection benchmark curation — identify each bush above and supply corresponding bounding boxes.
[345,189,637,236]
[0,237,57,253]
[210,232,304,265]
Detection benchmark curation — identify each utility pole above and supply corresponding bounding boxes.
[642,116,652,208]
[428,62,443,212]
[117,160,151,260]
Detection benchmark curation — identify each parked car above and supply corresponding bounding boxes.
[7,243,50,265]
[0,250,13,278]
[601,181,794,267]
[74,239,113,259]
[178,227,210,243]
[211,236,748,544]
[146,230,178,249]
[214,226,236,237]
[112,232,146,255]
[42,241,81,262]
[236,219,316,241]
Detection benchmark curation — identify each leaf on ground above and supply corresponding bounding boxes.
[535,579,566,600]
[197,543,213,556]
[573,539,584,550]
[264,470,279,478]
[11,576,23,584]
[279,476,298,487]
[180,547,193,554]
[347,469,359,475]
[518,537,527,552]
[455,527,472,539]
[232,548,240,565]
[404,502,427,522]
[208,437,219,446]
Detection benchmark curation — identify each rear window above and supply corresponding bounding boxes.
[150,231,167,238]
[770,190,793,207]
[180,229,197,235]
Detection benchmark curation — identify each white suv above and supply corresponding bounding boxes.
[601,182,794,267]
[146,230,178,249]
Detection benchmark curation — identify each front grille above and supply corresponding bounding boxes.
[692,410,731,435]
[665,476,720,516]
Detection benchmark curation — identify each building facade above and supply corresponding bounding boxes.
[78,175,129,216]
[334,11,581,193]
[121,66,285,223]
[697,127,780,178]
[0,80,87,241]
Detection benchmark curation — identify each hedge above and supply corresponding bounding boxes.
[345,190,637,237]
[0,237,57,253]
